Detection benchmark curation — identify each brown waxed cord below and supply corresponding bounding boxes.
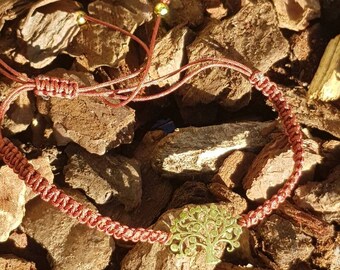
[0,1,303,244]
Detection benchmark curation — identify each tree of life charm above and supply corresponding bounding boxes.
[167,205,242,264]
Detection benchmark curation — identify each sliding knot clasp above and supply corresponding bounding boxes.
[34,76,79,99]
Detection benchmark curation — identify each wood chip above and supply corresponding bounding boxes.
[151,121,276,177]
[308,34,340,102]
[178,1,289,110]
[243,136,322,202]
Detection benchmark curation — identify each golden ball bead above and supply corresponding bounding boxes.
[154,3,169,17]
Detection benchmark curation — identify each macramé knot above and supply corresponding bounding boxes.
[34,76,79,99]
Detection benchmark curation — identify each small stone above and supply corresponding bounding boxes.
[167,181,214,209]
[64,144,142,210]
[0,254,36,270]
[256,214,314,269]
[148,26,194,87]
[0,156,53,242]
[0,81,34,135]
[243,137,322,202]
[293,165,340,224]
[121,203,242,269]
[151,121,276,177]
[212,150,256,189]
[178,1,289,110]
[308,34,340,102]
[36,69,135,155]
[272,0,320,31]
[22,189,114,270]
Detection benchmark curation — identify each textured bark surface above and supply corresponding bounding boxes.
[64,144,142,210]
[151,121,276,177]
[22,189,114,270]
[36,69,135,155]
[178,1,289,110]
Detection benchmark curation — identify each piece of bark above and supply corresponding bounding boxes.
[66,0,151,71]
[204,0,228,19]
[103,166,173,232]
[151,121,276,177]
[0,0,30,30]
[36,69,135,155]
[308,34,340,102]
[272,0,320,31]
[0,254,36,270]
[212,150,256,189]
[0,157,53,242]
[155,0,205,27]
[167,181,214,209]
[312,232,340,270]
[243,136,321,203]
[318,140,340,178]
[148,26,194,87]
[22,189,114,270]
[208,182,247,213]
[256,214,314,270]
[178,1,289,110]
[293,165,340,224]
[278,201,334,241]
[281,86,340,139]
[9,1,80,68]
[64,144,142,210]
[0,81,34,135]
[121,203,242,270]
[215,263,265,270]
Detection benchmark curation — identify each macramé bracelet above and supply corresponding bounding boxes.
[0,1,303,264]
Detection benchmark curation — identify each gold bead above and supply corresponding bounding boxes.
[154,3,169,17]
[76,11,86,25]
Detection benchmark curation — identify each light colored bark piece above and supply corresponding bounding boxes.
[204,0,228,19]
[151,121,276,177]
[64,144,142,210]
[66,0,151,71]
[161,0,205,27]
[22,189,114,270]
[121,203,241,270]
[256,214,314,269]
[0,157,53,242]
[0,254,36,270]
[212,150,256,189]
[10,1,80,68]
[178,1,289,110]
[36,69,135,155]
[0,0,30,30]
[243,136,322,202]
[282,86,340,139]
[308,34,340,102]
[148,26,194,87]
[293,165,340,224]
[272,0,320,31]
[0,81,34,135]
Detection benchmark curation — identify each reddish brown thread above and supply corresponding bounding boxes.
[34,76,79,99]
[0,1,304,244]
[237,72,304,228]
[0,137,170,244]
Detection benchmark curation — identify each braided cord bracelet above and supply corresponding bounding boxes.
[0,0,303,263]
